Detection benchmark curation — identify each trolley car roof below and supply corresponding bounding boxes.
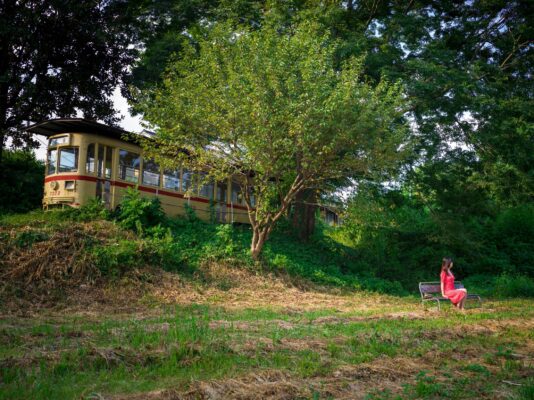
[26,118,139,143]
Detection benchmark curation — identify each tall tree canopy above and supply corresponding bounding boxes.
[130,0,533,208]
[126,0,270,94]
[0,0,139,162]
[138,21,408,259]
[331,0,534,206]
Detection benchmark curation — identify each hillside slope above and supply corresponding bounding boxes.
[1,212,534,399]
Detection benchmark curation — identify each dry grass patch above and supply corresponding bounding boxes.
[110,356,433,400]
[149,262,411,313]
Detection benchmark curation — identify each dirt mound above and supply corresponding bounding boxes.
[0,222,410,316]
[1,224,102,288]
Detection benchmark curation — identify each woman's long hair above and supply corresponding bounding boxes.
[441,257,453,272]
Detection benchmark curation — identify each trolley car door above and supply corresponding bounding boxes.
[96,145,113,208]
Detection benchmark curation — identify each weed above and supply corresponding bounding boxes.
[463,363,490,376]
[13,229,48,248]
[495,274,534,298]
[76,198,111,221]
[406,371,447,398]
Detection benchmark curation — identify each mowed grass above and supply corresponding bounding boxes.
[1,298,533,399]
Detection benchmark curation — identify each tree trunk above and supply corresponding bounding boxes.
[291,188,317,241]
[250,225,270,261]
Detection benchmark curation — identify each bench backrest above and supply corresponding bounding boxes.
[419,281,465,297]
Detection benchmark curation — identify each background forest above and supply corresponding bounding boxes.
[1,0,532,295]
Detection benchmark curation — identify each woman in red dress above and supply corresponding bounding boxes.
[440,258,467,310]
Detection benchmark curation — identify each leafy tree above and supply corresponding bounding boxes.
[0,0,139,162]
[138,20,408,259]
[130,1,532,252]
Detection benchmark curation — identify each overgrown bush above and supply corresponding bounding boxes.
[494,204,534,277]
[340,184,534,292]
[91,240,141,277]
[75,198,111,222]
[115,187,166,233]
[4,182,531,297]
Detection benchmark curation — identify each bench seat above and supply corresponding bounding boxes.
[419,281,482,310]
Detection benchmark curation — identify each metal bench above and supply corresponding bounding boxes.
[419,281,482,310]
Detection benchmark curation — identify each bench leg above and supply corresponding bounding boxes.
[466,296,482,308]
[421,299,447,311]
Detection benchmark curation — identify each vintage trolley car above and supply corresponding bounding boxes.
[27,118,251,224]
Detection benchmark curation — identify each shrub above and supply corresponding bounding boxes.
[494,204,534,276]
[14,230,49,248]
[213,224,238,257]
[358,276,408,296]
[91,240,141,276]
[184,203,201,222]
[0,150,44,214]
[76,198,111,221]
[115,187,166,233]
[462,274,496,297]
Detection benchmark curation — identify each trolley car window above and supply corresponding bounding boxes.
[182,169,193,192]
[248,187,256,207]
[198,173,214,199]
[163,169,180,191]
[104,147,112,178]
[86,144,95,173]
[47,149,57,175]
[58,147,79,172]
[142,158,160,186]
[118,149,140,183]
[49,135,68,147]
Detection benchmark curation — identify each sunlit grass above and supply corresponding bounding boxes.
[1,299,533,399]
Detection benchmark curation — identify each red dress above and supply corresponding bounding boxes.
[440,270,466,305]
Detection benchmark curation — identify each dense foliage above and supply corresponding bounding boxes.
[0,150,43,214]
[95,198,534,296]
[25,190,530,297]
[115,187,167,233]
[340,183,534,294]
[2,191,532,297]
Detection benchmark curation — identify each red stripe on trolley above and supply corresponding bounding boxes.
[45,174,98,183]
[44,174,250,210]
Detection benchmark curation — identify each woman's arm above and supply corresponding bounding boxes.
[441,280,446,297]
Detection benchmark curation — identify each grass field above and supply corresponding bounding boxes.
[1,266,533,400]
